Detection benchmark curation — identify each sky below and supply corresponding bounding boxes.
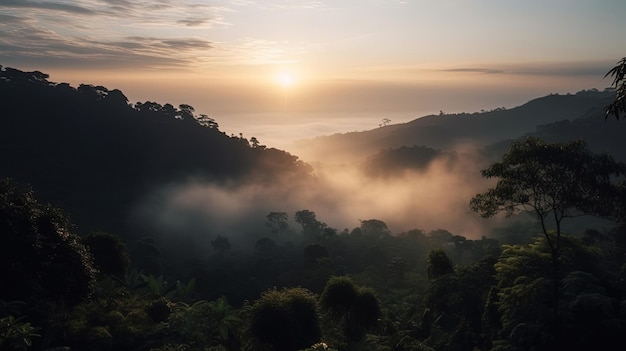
[2,0,626,149]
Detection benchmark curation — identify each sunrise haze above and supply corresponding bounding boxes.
[2,0,625,150]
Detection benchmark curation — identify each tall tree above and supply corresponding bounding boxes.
[469,137,626,328]
[265,211,289,237]
[295,209,324,236]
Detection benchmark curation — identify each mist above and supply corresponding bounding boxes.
[131,142,503,261]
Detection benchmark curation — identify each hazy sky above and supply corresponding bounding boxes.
[2,0,626,149]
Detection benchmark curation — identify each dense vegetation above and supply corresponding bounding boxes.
[2,65,626,351]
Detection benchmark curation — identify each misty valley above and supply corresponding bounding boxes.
[2,65,626,351]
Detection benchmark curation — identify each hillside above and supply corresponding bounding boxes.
[291,89,620,164]
[0,66,314,238]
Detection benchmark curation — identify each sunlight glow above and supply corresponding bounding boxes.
[275,72,296,88]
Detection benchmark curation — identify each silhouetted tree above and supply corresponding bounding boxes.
[103,88,129,107]
[359,219,390,238]
[295,210,324,237]
[470,137,625,245]
[161,103,177,117]
[266,211,289,237]
[196,114,219,129]
[604,57,626,120]
[178,103,195,120]
[470,137,626,333]
[250,137,261,148]
[135,100,163,113]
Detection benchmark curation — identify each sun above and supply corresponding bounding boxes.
[275,72,296,88]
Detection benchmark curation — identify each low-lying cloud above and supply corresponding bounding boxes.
[131,145,501,258]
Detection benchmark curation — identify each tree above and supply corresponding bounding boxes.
[265,211,289,237]
[177,103,195,120]
[469,137,626,326]
[250,136,264,148]
[359,219,390,238]
[319,276,382,348]
[247,287,321,351]
[196,114,219,129]
[295,209,324,236]
[470,137,625,243]
[604,56,626,120]
[134,101,163,113]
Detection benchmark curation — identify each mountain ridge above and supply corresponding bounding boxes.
[291,89,616,163]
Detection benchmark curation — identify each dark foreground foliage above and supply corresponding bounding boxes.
[2,174,625,351]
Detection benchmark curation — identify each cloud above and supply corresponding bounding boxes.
[120,37,213,51]
[0,0,96,15]
[178,18,211,27]
[0,15,211,70]
[0,0,226,70]
[441,61,613,77]
[0,0,313,70]
[442,68,505,74]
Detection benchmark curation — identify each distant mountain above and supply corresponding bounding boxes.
[0,66,314,238]
[292,89,622,164]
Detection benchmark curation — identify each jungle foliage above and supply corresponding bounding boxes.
[3,170,625,351]
[2,65,626,351]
